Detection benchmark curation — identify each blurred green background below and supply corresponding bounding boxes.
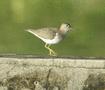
[0,0,105,56]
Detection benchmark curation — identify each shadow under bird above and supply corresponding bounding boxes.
[26,23,72,56]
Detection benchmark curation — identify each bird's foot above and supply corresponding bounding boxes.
[49,53,57,56]
[49,49,57,56]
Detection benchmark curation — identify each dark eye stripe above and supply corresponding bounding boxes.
[65,23,71,27]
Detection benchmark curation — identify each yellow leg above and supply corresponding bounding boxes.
[48,45,57,56]
[44,43,57,56]
[45,43,51,55]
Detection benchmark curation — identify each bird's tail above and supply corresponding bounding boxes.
[25,29,34,35]
[26,29,32,33]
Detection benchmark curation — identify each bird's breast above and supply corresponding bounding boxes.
[41,33,62,45]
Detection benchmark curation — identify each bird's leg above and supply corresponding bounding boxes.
[44,43,52,55]
[47,45,57,56]
[45,43,52,55]
[44,43,57,56]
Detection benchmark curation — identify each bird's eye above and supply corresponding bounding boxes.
[66,23,71,28]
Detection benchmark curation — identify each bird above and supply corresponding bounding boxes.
[26,23,72,56]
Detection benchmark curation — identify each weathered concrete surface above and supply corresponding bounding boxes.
[0,57,105,90]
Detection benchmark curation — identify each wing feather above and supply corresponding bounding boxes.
[27,28,58,40]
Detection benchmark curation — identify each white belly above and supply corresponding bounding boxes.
[40,33,62,44]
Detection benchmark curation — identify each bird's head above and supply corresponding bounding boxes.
[59,23,72,34]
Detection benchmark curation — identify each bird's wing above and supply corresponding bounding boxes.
[27,28,58,40]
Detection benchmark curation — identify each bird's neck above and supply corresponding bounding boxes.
[58,29,67,35]
[57,31,66,40]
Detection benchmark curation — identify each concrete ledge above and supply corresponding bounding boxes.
[0,56,105,90]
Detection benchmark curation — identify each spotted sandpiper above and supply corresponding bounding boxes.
[26,23,72,56]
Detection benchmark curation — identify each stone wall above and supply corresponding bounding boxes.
[0,56,105,90]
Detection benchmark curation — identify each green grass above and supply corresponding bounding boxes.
[0,0,105,57]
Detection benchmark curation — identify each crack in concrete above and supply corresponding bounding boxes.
[45,68,52,90]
